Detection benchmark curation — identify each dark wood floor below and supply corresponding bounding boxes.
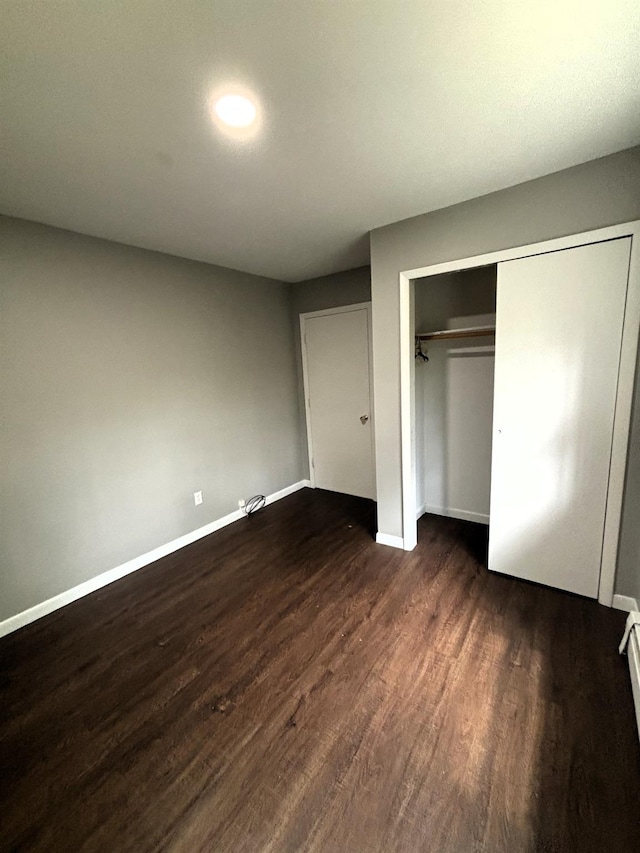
[1,489,639,852]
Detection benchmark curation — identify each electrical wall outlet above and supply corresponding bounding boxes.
[194,490,203,506]
[238,499,246,510]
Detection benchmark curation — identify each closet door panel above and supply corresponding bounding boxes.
[489,238,631,597]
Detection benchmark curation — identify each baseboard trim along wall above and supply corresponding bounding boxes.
[375,532,405,549]
[417,504,490,525]
[619,609,640,742]
[0,480,311,640]
[628,627,640,741]
[613,595,640,613]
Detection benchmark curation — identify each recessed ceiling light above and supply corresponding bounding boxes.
[214,94,257,129]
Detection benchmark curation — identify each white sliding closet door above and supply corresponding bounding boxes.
[489,238,631,597]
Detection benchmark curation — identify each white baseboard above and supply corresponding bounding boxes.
[628,629,640,742]
[613,594,640,613]
[264,480,311,506]
[0,479,311,640]
[375,532,405,549]
[417,503,490,525]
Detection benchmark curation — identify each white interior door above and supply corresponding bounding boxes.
[489,238,631,597]
[302,305,375,499]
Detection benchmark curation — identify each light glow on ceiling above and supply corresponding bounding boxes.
[214,94,257,128]
[209,86,262,143]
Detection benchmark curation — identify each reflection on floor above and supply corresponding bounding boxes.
[1,489,638,852]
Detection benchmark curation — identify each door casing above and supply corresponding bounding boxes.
[396,221,640,607]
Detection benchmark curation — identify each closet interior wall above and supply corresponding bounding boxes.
[415,266,497,525]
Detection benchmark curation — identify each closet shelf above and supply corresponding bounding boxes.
[415,325,496,342]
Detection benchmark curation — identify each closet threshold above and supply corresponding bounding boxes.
[415,325,496,341]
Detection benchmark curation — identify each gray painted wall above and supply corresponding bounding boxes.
[1,216,302,622]
[370,145,640,601]
[290,267,371,478]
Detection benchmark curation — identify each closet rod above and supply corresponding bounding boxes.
[415,326,496,342]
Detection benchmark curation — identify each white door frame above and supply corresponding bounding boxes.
[398,221,640,606]
[300,302,375,493]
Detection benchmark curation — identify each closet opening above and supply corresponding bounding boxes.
[398,221,640,603]
[413,265,497,543]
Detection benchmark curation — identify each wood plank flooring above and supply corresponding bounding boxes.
[1,489,639,852]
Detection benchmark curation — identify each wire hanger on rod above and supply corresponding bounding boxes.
[415,337,429,363]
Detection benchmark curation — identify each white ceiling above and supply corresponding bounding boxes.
[1,1,639,282]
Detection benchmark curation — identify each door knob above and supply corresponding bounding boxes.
[360,415,369,424]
